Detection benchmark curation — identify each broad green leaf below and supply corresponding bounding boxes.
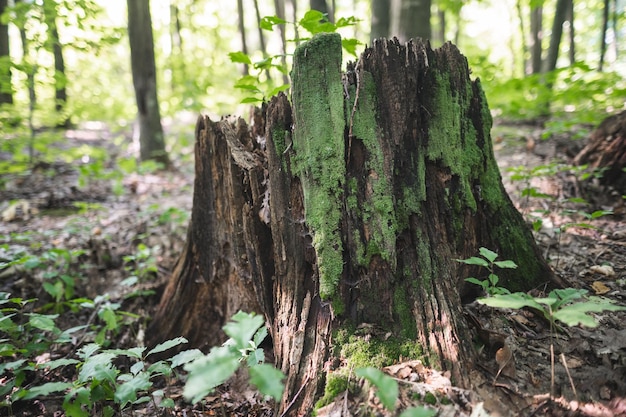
[77,343,101,359]
[253,326,268,347]
[146,337,188,357]
[399,407,437,417]
[37,358,79,370]
[591,210,612,219]
[494,260,518,269]
[249,363,285,401]
[342,38,360,57]
[457,257,489,267]
[78,352,117,383]
[247,348,265,367]
[241,96,263,104]
[260,15,286,31]
[223,311,264,350]
[355,367,398,411]
[299,10,336,34]
[549,288,587,309]
[183,346,240,403]
[130,361,144,375]
[464,277,486,288]
[114,372,152,407]
[478,293,544,311]
[335,16,360,28]
[553,300,625,328]
[99,308,117,330]
[170,349,204,368]
[228,51,252,65]
[0,359,26,375]
[27,313,58,331]
[267,84,290,97]
[147,361,172,377]
[479,247,498,262]
[23,382,72,400]
[233,83,262,93]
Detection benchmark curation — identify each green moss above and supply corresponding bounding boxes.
[270,127,288,171]
[393,287,417,339]
[290,33,346,300]
[315,373,349,409]
[423,392,437,405]
[333,325,424,370]
[349,70,398,268]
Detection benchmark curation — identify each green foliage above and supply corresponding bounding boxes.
[457,247,517,295]
[229,9,361,103]
[479,289,626,328]
[183,311,285,403]
[355,367,436,416]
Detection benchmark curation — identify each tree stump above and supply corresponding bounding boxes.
[147,34,553,415]
[574,110,626,192]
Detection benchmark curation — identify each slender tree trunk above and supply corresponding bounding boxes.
[237,0,249,75]
[436,7,445,45]
[391,0,431,42]
[274,0,289,84]
[612,0,618,61]
[530,5,543,74]
[0,0,12,105]
[516,0,527,76]
[169,2,185,91]
[253,0,271,82]
[599,0,609,71]
[543,0,569,72]
[567,0,575,65]
[148,34,555,415]
[127,0,169,165]
[43,0,69,127]
[370,0,391,41]
[310,0,329,16]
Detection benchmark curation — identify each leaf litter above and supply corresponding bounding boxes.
[0,120,625,416]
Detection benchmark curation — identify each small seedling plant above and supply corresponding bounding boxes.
[457,247,517,295]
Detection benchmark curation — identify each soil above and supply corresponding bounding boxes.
[0,117,625,416]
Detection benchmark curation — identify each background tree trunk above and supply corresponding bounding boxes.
[0,0,12,106]
[391,0,431,42]
[530,4,543,74]
[127,0,169,165]
[148,34,554,415]
[42,0,68,127]
[599,0,609,71]
[370,0,391,41]
[543,0,569,72]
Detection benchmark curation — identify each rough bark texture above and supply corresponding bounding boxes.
[574,110,626,192]
[148,34,553,415]
[127,0,169,165]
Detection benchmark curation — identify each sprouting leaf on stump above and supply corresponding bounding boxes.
[249,363,285,401]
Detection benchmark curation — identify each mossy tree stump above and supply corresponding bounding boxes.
[148,34,553,415]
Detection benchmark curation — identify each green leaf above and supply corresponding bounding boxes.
[249,363,285,401]
[355,367,398,411]
[399,407,437,417]
[228,51,252,65]
[464,277,486,288]
[146,337,188,357]
[36,358,79,370]
[27,313,58,331]
[241,96,263,104]
[169,349,204,368]
[23,382,72,400]
[223,311,264,350]
[99,308,118,330]
[553,299,625,328]
[341,38,361,57]
[183,346,240,403]
[478,293,544,311]
[234,83,262,93]
[147,361,172,377]
[494,260,518,269]
[479,247,498,262]
[253,326,268,347]
[78,352,117,383]
[267,84,290,97]
[260,15,286,30]
[114,372,152,407]
[591,210,612,219]
[456,257,489,267]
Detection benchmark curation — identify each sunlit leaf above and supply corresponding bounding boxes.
[456,256,488,267]
[494,260,518,269]
[355,367,398,411]
[228,51,252,65]
[478,247,498,262]
[146,337,188,357]
[183,346,240,403]
[23,382,72,400]
[114,372,152,407]
[169,349,204,368]
[249,363,285,401]
[223,311,264,350]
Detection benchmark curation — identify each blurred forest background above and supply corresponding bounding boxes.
[1,0,625,169]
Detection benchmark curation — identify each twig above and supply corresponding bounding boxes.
[560,353,578,400]
[280,375,310,417]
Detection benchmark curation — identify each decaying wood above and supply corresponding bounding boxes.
[574,110,626,192]
[148,34,555,415]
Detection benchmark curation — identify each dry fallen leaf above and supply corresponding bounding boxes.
[589,265,615,277]
[591,281,611,295]
[494,343,516,380]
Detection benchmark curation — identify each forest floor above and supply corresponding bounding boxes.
[0,116,625,417]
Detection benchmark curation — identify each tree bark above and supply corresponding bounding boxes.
[0,0,12,106]
[574,110,626,192]
[599,0,609,71]
[127,0,169,165]
[530,4,543,74]
[543,0,569,72]
[42,0,68,127]
[148,34,554,415]
[237,0,249,75]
